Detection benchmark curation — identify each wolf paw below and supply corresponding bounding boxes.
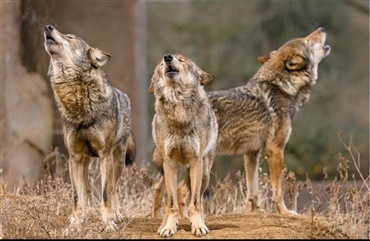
[275,202,298,216]
[104,220,119,232]
[191,221,209,236]
[63,221,82,236]
[63,215,84,235]
[189,211,209,236]
[101,213,122,232]
[283,209,298,216]
[113,211,125,223]
[157,221,178,237]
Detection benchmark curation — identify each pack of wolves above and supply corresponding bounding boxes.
[44,25,330,236]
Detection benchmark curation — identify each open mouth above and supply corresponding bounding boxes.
[165,64,179,78]
[45,32,56,44]
[166,64,178,73]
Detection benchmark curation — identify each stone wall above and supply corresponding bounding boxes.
[1,1,147,191]
[1,1,53,191]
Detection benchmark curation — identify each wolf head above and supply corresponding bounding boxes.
[257,27,331,82]
[148,54,212,95]
[44,25,111,72]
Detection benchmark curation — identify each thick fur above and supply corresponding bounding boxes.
[43,25,136,232]
[149,54,218,237]
[152,27,331,217]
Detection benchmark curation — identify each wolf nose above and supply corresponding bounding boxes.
[318,27,325,33]
[164,54,173,63]
[44,25,54,32]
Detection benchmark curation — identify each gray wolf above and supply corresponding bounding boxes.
[43,25,136,232]
[152,27,331,217]
[149,54,218,237]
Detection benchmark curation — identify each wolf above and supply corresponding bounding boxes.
[152,27,331,217]
[149,54,218,237]
[43,25,136,232]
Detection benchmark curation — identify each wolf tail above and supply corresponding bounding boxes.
[125,132,136,166]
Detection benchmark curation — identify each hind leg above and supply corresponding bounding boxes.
[244,151,260,211]
[111,143,126,222]
[177,178,189,219]
[153,170,189,220]
[99,151,120,230]
[153,176,166,219]
[199,154,213,223]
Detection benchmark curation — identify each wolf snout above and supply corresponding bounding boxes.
[164,54,173,63]
[44,25,54,32]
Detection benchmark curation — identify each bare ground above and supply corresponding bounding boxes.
[0,194,352,239]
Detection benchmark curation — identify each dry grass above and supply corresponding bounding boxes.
[0,136,368,239]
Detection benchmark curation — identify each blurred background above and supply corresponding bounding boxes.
[1,0,368,191]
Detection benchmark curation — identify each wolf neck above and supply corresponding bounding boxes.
[49,63,113,127]
[245,63,314,117]
[156,87,207,126]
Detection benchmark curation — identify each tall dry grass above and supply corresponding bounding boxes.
[0,134,368,238]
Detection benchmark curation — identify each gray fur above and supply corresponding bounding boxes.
[44,25,135,232]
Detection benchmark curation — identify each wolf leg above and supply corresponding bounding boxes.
[100,152,118,231]
[64,155,90,234]
[152,176,165,219]
[199,154,212,223]
[158,158,179,237]
[188,157,209,237]
[244,151,261,211]
[177,178,189,219]
[112,144,126,223]
[265,144,297,216]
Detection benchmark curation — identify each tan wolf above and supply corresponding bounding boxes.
[152,27,331,217]
[44,25,136,232]
[149,54,218,237]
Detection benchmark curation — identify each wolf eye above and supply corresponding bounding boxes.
[178,59,184,62]
[66,35,74,39]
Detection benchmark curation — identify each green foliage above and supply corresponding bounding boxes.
[147,1,369,180]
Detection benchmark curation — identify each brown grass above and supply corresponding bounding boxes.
[0,135,368,239]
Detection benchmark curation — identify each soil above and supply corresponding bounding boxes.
[1,194,349,239]
[123,213,346,239]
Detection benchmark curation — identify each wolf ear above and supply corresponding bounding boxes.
[89,48,111,68]
[286,54,306,71]
[257,56,269,64]
[258,50,277,64]
[199,70,212,85]
[148,73,157,94]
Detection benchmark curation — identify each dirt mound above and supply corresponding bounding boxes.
[123,213,347,239]
[1,194,348,239]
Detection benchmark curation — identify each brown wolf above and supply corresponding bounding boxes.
[152,27,331,217]
[43,25,136,232]
[149,54,218,237]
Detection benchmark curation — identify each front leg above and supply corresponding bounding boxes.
[265,143,297,216]
[64,154,90,235]
[100,152,119,231]
[188,157,209,237]
[158,158,179,237]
